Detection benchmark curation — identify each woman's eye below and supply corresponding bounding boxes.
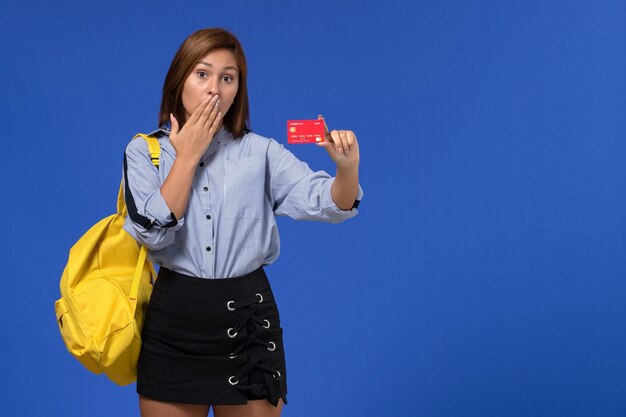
[197,71,207,78]
[223,75,233,82]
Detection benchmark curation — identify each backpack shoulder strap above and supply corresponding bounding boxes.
[132,133,161,169]
[128,134,160,302]
[118,134,162,218]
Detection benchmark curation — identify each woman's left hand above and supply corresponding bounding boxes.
[316,115,360,169]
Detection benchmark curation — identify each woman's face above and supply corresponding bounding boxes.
[181,48,239,123]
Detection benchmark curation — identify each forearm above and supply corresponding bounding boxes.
[331,165,359,210]
[160,156,197,219]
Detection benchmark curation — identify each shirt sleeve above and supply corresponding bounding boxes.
[266,138,363,223]
[122,137,184,250]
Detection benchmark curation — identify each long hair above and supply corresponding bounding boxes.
[158,28,249,137]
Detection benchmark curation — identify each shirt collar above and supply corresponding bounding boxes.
[147,127,170,137]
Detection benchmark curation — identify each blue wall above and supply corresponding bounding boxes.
[2,0,625,416]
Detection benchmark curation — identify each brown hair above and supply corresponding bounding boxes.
[159,28,249,138]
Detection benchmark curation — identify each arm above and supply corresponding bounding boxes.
[162,94,222,219]
[331,165,359,210]
[124,94,223,249]
[267,138,363,223]
[159,155,197,220]
[316,115,361,211]
[123,138,183,250]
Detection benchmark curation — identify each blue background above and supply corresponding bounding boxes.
[2,0,625,415]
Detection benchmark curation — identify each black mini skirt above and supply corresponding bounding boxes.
[137,267,288,407]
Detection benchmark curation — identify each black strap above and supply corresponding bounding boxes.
[123,149,178,230]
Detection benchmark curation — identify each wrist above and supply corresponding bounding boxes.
[173,154,199,170]
[336,163,359,177]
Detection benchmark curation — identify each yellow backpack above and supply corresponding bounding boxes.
[55,134,160,386]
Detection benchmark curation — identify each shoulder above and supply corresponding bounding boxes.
[240,130,273,148]
[232,130,284,158]
[124,129,172,172]
[236,132,308,177]
[125,129,171,156]
[125,134,149,157]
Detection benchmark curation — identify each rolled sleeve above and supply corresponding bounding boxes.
[320,179,364,219]
[122,137,184,250]
[144,188,180,227]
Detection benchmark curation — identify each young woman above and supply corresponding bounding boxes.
[123,28,363,417]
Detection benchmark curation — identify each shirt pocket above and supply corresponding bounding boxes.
[224,157,266,219]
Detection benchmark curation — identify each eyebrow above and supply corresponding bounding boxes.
[197,61,238,71]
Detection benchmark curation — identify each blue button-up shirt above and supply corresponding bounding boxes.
[123,127,363,279]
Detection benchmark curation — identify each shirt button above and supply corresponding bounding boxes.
[206,246,211,252]
[203,186,209,191]
[199,161,204,167]
[206,214,211,220]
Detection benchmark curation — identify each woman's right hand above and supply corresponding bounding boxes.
[169,94,222,164]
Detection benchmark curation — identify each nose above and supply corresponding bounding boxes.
[207,76,219,96]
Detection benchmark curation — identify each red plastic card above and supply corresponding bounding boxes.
[287,120,325,144]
